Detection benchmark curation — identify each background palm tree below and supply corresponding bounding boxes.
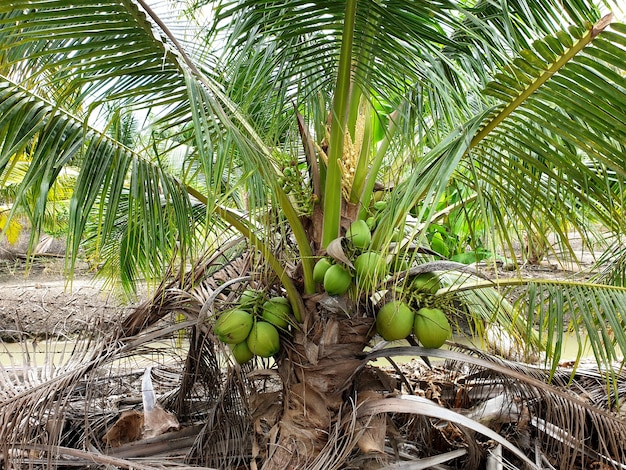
[2,0,626,468]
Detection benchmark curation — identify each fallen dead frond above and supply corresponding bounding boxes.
[1,237,255,469]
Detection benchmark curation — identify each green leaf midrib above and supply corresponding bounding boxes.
[470,15,613,150]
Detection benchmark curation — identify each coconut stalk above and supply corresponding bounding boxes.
[321,0,357,247]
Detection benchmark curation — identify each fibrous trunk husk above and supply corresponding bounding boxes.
[261,311,376,470]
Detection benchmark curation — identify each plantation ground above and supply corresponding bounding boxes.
[0,256,139,342]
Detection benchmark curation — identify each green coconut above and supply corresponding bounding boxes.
[313,257,333,284]
[247,321,281,357]
[323,264,353,296]
[262,297,292,329]
[214,309,254,344]
[346,219,372,249]
[354,251,386,291]
[230,341,254,364]
[411,272,441,294]
[414,307,451,348]
[373,200,387,211]
[239,288,263,310]
[376,300,415,341]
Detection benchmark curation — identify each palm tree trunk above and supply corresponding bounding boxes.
[262,308,375,469]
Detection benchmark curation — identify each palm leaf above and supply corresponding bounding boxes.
[513,280,626,376]
[0,78,204,290]
[0,0,315,292]
[468,17,626,233]
[596,240,626,286]
[382,16,626,272]
[211,0,604,105]
[364,345,626,469]
[359,395,537,469]
[0,238,253,468]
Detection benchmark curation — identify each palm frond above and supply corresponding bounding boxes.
[210,0,605,105]
[0,0,190,110]
[383,17,626,273]
[364,345,626,469]
[464,17,626,252]
[0,77,204,291]
[434,268,626,381]
[359,395,536,469]
[0,0,313,291]
[595,238,626,286]
[0,238,253,469]
[508,279,626,376]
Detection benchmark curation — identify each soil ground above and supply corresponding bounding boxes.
[0,255,141,342]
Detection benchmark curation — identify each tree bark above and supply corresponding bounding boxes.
[261,310,375,469]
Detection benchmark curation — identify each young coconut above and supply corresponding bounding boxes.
[429,231,449,257]
[376,300,415,341]
[262,296,292,329]
[214,309,254,344]
[346,219,372,250]
[247,321,281,357]
[239,288,264,311]
[323,264,353,296]
[230,341,254,364]
[354,251,387,292]
[414,307,451,348]
[313,257,333,284]
[373,200,387,211]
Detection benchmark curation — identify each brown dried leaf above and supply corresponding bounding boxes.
[143,405,179,439]
[356,391,387,454]
[102,410,144,448]
[326,237,354,268]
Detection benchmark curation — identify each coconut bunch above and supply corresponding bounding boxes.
[212,202,453,364]
[312,209,453,350]
[213,289,296,364]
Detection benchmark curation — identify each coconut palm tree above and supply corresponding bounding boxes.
[2,0,626,469]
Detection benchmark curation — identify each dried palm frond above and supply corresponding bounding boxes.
[186,367,252,468]
[121,237,250,336]
[305,399,372,470]
[362,345,626,469]
[0,237,255,469]
[358,395,536,468]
